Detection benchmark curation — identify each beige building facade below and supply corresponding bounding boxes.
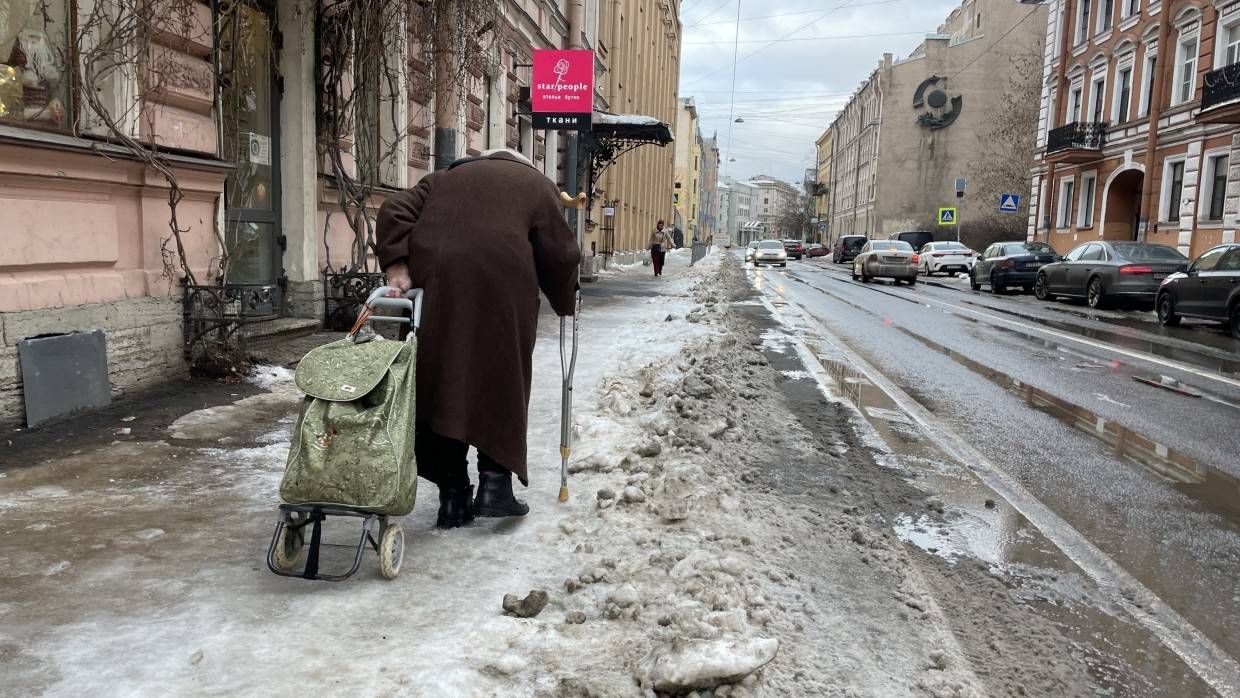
[814,129,834,241]
[674,97,702,243]
[827,0,1048,244]
[590,0,681,255]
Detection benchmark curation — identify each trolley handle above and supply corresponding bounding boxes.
[365,287,425,331]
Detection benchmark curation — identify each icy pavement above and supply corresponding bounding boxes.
[2,250,1186,697]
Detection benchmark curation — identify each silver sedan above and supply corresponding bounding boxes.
[851,240,919,285]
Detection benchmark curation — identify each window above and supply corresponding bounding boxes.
[1165,160,1185,222]
[1069,85,1084,122]
[1218,21,1240,68]
[1079,172,1097,226]
[0,2,70,128]
[1174,33,1199,105]
[1192,246,1227,271]
[1090,75,1107,122]
[1206,154,1230,221]
[1114,65,1132,122]
[1139,53,1156,116]
[1123,0,1139,19]
[1219,248,1240,270]
[1098,0,1114,32]
[1059,177,1076,227]
[1064,244,1089,261]
[1077,0,1093,44]
[1081,244,1107,261]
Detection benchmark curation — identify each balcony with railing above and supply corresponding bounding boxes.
[1199,62,1240,122]
[1045,122,1107,163]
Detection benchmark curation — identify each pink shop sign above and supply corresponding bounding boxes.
[531,49,594,114]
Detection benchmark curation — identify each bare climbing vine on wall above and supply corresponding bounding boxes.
[318,0,500,274]
[67,0,211,286]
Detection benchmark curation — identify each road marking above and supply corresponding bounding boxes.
[790,266,1240,392]
[762,285,1240,697]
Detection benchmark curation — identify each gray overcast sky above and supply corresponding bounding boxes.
[678,0,961,185]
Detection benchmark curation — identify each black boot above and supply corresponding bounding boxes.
[474,470,530,517]
[436,484,475,529]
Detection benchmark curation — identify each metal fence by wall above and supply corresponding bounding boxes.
[690,241,710,266]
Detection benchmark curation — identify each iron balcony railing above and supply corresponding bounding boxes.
[1046,121,1107,154]
[1202,62,1240,111]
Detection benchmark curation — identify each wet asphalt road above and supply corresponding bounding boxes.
[747,255,1240,678]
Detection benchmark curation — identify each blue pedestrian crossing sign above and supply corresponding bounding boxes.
[938,207,957,225]
[999,193,1021,213]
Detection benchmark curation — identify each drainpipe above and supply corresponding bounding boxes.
[1137,8,1174,240]
[565,0,586,264]
[432,0,460,171]
[1045,0,1075,243]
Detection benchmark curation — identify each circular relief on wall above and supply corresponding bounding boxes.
[912,76,962,130]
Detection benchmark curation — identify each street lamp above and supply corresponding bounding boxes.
[734,117,744,123]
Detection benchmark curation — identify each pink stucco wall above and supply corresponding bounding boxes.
[0,144,224,313]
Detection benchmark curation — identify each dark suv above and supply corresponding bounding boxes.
[1156,244,1240,337]
[832,235,867,263]
[889,231,935,253]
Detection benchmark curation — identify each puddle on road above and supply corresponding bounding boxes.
[889,324,1240,527]
[953,297,1240,378]
[752,316,1213,696]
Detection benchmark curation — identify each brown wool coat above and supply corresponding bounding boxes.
[375,152,581,485]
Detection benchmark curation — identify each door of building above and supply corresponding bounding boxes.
[220,0,282,302]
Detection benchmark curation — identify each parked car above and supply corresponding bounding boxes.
[1034,241,1188,309]
[852,240,919,285]
[753,239,788,267]
[832,235,868,263]
[1156,243,1240,337]
[970,241,1058,294]
[806,243,829,258]
[889,231,935,254]
[783,239,806,260]
[745,240,759,262]
[918,241,976,276]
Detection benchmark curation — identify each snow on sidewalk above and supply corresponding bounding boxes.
[0,249,797,696]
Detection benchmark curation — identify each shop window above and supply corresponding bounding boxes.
[0,0,70,128]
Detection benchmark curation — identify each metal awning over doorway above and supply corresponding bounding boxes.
[582,112,673,203]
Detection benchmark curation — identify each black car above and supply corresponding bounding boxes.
[832,235,867,263]
[889,231,935,253]
[1034,241,1188,309]
[970,241,1058,294]
[1156,243,1240,337]
[783,239,806,260]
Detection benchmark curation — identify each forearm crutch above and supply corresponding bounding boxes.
[557,190,587,502]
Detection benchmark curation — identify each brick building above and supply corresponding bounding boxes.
[1028,0,1240,257]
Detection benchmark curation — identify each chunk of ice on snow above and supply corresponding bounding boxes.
[637,637,779,692]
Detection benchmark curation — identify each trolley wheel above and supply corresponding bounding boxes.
[378,523,404,579]
[272,524,304,572]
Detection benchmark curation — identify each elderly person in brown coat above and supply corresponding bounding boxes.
[376,149,581,529]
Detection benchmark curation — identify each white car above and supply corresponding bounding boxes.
[918,241,976,276]
[752,239,787,267]
[745,240,759,262]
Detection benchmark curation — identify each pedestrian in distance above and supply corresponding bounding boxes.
[649,219,676,277]
[375,148,581,529]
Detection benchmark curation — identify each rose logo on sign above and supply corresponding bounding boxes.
[532,49,594,115]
